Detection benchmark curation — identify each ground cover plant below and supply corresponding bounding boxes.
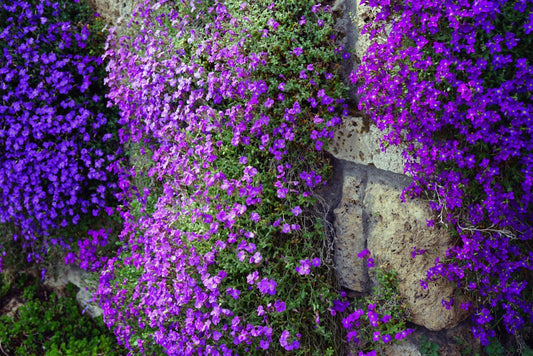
[0,0,417,354]
[0,0,121,270]
[0,273,126,355]
[6,0,531,354]
[94,0,359,354]
[354,0,533,348]
[333,250,413,355]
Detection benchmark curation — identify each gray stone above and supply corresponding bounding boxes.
[77,287,103,318]
[87,0,144,26]
[363,171,470,331]
[334,174,370,292]
[328,116,407,175]
[2,297,24,319]
[44,264,103,319]
[384,340,422,356]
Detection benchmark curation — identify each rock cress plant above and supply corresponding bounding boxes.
[355,0,532,346]
[0,0,121,270]
[96,0,351,354]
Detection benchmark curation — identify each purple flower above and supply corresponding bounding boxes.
[257,305,265,316]
[247,271,259,284]
[226,287,241,299]
[249,252,262,264]
[259,339,269,349]
[292,47,303,56]
[372,331,381,341]
[279,330,299,351]
[264,98,274,108]
[291,206,302,216]
[274,300,286,312]
[257,278,277,295]
[347,330,358,342]
[281,223,291,233]
[267,18,279,30]
[357,249,370,259]
[295,259,311,275]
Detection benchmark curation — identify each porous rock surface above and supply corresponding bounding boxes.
[331,160,469,331]
[81,0,472,352]
[328,116,407,175]
[86,0,144,26]
[44,264,102,318]
[328,0,471,334]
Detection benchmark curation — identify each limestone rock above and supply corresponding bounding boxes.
[328,116,406,175]
[77,287,103,318]
[334,174,371,292]
[87,0,143,26]
[364,173,469,331]
[384,340,422,356]
[1,297,24,319]
[352,0,392,61]
[44,264,103,319]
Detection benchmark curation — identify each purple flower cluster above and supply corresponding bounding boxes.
[333,293,413,352]
[356,0,532,344]
[333,250,413,353]
[95,0,345,354]
[0,0,120,267]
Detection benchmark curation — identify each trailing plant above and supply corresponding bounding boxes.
[332,250,413,355]
[354,0,533,346]
[96,0,348,354]
[0,0,121,270]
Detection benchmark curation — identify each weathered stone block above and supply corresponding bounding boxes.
[334,175,370,292]
[364,174,469,331]
[87,0,143,26]
[328,116,407,175]
[44,264,103,318]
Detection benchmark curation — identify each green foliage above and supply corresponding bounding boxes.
[95,0,349,353]
[0,273,125,356]
[342,266,412,353]
[367,267,410,337]
[419,335,440,356]
[484,338,506,356]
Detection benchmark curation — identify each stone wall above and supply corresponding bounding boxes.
[329,0,478,353]
[81,0,479,353]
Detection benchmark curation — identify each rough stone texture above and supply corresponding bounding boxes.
[364,172,469,331]
[328,116,407,175]
[330,3,468,331]
[384,341,422,356]
[1,297,24,319]
[86,0,144,26]
[330,2,409,175]
[351,0,391,61]
[44,264,102,318]
[333,174,370,292]
[332,161,469,331]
